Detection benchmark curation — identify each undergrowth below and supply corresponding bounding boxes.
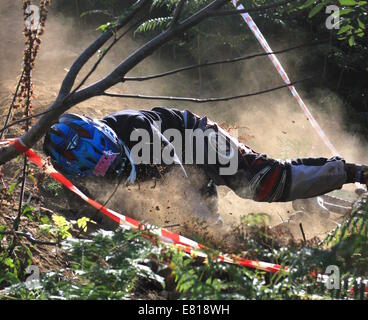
[1,194,368,300]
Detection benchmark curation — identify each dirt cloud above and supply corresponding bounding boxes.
[1,1,366,244]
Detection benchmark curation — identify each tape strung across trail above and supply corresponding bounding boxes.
[3,138,288,274]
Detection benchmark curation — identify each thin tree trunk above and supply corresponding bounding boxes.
[197,34,202,95]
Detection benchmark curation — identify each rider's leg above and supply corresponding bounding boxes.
[197,118,350,203]
[199,178,224,226]
[223,145,348,203]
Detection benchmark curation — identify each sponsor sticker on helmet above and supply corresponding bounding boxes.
[93,151,118,176]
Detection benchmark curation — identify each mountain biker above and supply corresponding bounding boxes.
[43,107,368,226]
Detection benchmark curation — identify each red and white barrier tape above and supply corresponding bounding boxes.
[232,1,340,157]
[4,138,288,274]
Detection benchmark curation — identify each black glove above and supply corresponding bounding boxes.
[345,163,368,186]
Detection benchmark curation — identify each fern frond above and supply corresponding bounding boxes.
[136,17,173,33]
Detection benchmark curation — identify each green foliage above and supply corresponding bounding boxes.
[301,0,367,46]
[52,215,73,239]
[322,195,368,275]
[308,3,324,17]
[7,180,19,195]
[166,238,320,299]
[0,228,164,300]
[168,208,367,300]
[77,217,95,232]
[156,196,368,299]
[40,214,95,239]
[40,214,71,239]
[136,17,173,34]
[43,179,64,197]
[0,234,34,290]
[2,195,368,300]
[22,204,35,221]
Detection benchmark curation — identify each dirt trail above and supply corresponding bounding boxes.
[0,1,366,245]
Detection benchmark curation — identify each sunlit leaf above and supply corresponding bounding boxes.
[308,3,324,18]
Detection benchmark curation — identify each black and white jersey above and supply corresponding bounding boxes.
[101,107,347,202]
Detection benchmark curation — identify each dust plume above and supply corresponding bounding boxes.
[1,1,366,244]
[187,31,368,241]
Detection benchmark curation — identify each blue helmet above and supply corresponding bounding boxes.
[43,113,126,177]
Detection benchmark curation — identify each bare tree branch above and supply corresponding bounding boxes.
[211,0,301,17]
[59,0,151,98]
[0,109,53,136]
[0,0,228,165]
[0,71,25,139]
[0,18,148,136]
[70,16,147,95]
[102,76,316,103]
[68,0,229,105]
[170,0,187,28]
[124,39,329,82]
[1,26,354,134]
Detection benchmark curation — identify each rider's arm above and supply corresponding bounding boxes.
[269,156,348,202]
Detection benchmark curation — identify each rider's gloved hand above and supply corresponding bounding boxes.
[345,163,368,186]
